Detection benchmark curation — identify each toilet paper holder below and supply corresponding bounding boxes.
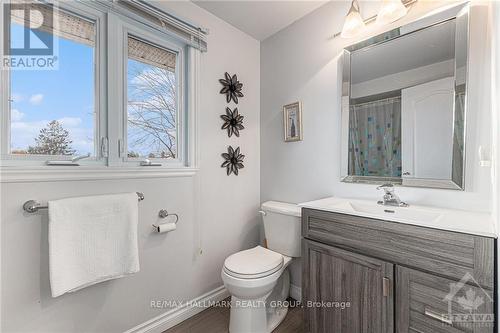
[157,209,179,223]
[152,209,179,233]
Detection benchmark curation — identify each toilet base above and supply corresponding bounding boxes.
[266,303,288,332]
[265,269,290,332]
[229,294,270,333]
[228,270,290,333]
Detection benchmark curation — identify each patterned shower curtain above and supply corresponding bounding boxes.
[348,97,402,177]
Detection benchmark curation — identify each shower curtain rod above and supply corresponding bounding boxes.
[351,95,401,108]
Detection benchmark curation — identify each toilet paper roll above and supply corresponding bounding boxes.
[154,223,177,233]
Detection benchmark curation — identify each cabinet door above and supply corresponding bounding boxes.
[396,266,494,333]
[303,239,394,333]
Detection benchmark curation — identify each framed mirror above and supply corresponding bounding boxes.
[341,3,469,190]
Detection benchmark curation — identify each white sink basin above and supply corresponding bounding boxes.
[298,197,496,237]
[347,202,442,223]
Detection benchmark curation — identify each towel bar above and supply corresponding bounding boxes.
[22,192,145,214]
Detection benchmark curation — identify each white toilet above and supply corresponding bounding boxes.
[221,201,301,333]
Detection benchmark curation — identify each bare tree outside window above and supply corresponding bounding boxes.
[127,37,178,159]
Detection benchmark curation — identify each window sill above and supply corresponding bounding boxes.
[0,166,199,183]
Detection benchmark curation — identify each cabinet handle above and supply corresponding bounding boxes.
[383,277,390,297]
[424,307,453,325]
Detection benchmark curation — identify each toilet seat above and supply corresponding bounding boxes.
[223,246,284,279]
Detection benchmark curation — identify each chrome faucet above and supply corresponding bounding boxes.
[377,183,408,207]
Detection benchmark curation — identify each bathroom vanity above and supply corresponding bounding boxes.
[299,2,498,332]
[300,198,496,333]
[306,3,499,330]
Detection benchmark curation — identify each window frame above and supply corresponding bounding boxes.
[0,0,200,180]
[0,1,106,167]
[119,23,186,167]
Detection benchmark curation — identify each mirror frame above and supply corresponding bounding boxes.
[340,2,470,190]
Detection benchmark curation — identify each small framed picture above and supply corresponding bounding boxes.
[283,101,302,142]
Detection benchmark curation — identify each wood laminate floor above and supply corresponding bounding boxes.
[164,298,303,333]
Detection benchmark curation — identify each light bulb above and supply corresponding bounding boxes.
[341,0,366,38]
[376,0,408,25]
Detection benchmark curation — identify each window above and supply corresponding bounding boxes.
[0,0,202,175]
[8,3,97,157]
[126,36,179,160]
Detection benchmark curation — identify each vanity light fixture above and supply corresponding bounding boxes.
[376,0,408,25]
[337,0,416,39]
[340,0,365,39]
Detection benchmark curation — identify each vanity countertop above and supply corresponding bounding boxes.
[299,197,497,238]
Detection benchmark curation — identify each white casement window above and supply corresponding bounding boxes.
[126,36,181,162]
[0,1,204,179]
[121,29,185,166]
[1,2,105,166]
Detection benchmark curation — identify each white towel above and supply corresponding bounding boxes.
[48,193,140,297]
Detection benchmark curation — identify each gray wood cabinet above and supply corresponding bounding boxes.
[396,266,494,333]
[302,208,496,333]
[303,240,394,333]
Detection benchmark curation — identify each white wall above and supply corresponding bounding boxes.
[261,1,494,288]
[492,0,500,234]
[489,4,500,332]
[0,2,260,332]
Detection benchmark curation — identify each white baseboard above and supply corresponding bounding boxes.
[290,284,302,302]
[125,286,229,333]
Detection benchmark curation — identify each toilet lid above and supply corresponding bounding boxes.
[224,246,284,279]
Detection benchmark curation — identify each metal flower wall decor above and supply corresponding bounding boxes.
[221,146,245,176]
[219,72,245,176]
[221,107,244,137]
[219,72,243,104]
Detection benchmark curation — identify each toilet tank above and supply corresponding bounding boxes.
[261,201,302,257]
